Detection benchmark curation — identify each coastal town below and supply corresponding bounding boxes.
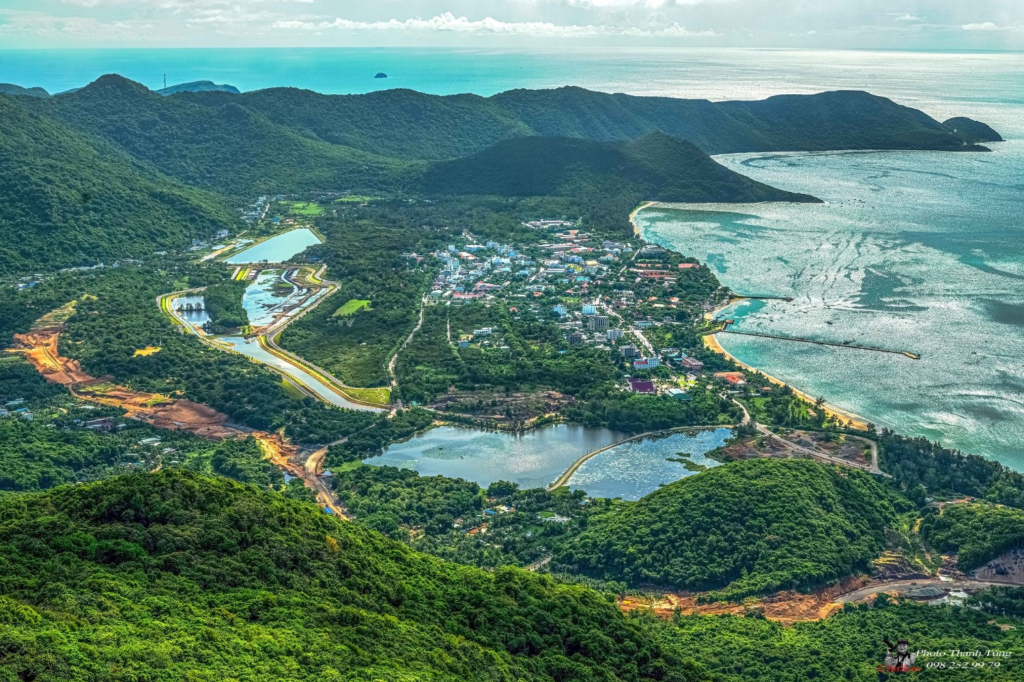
[420,219,722,403]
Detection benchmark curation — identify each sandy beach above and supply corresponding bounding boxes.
[632,202,870,432]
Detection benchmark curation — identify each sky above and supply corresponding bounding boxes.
[0,0,1021,50]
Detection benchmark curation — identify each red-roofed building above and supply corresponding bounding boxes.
[627,377,656,394]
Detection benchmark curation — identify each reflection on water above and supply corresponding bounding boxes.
[170,294,209,327]
[567,428,731,500]
[369,424,630,490]
[225,228,321,264]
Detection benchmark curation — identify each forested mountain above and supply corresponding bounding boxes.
[0,94,234,274]
[0,83,49,98]
[33,75,407,197]
[0,469,690,681]
[182,84,987,160]
[2,74,997,276]
[156,80,240,96]
[556,458,910,600]
[421,133,819,202]
[942,116,1004,144]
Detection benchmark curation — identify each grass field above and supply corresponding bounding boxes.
[343,386,391,405]
[332,196,378,203]
[132,346,162,358]
[284,201,325,216]
[280,378,307,400]
[332,299,372,317]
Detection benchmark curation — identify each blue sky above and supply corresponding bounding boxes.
[0,0,1021,49]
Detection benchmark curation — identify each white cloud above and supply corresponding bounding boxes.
[961,22,1001,31]
[273,12,715,37]
[892,14,922,22]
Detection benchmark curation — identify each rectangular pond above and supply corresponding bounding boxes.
[225,228,322,264]
[368,424,630,490]
[566,428,731,501]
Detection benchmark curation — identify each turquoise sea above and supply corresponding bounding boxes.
[4,47,1023,467]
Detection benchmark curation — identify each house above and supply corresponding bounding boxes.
[606,328,624,341]
[458,340,470,349]
[4,399,25,408]
[473,328,493,336]
[619,345,638,359]
[587,315,609,332]
[552,304,567,317]
[679,357,705,372]
[714,371,747,386]
[582,304,597,315]
[633,357,660,370]
[84,417,115,432]
[666,388,692,402]
[627,378,656,394]
[567,332,584,345]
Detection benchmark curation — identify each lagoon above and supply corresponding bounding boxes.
[225,228,321,264]
[567,428,730,500]
[368,424,630,490]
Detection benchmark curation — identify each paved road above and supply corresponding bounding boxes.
[388,298,425,406]
[731,399,889,475]
[835,578,1002,604]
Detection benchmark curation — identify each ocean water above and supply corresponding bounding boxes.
[638,142,1024,467]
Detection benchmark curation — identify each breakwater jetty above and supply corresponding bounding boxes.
[715,324,920,360]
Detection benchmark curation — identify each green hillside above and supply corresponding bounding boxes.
[0,469,687,681]
[921,503,1024,571]
[0,94,234,275]
[420,133,820,202]
[36,75,408,197]
[557,459,909,600]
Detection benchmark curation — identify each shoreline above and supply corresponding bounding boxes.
[631,202,871,432]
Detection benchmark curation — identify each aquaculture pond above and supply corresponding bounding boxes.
[368,424,630,490]
[566,428,731,500]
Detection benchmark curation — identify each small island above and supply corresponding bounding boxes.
[374,72,388,79]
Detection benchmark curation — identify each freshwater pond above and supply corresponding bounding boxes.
[566,428,731,500]
[225,228,321,264]
[169,294,209,328]
[368,424,630,490]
